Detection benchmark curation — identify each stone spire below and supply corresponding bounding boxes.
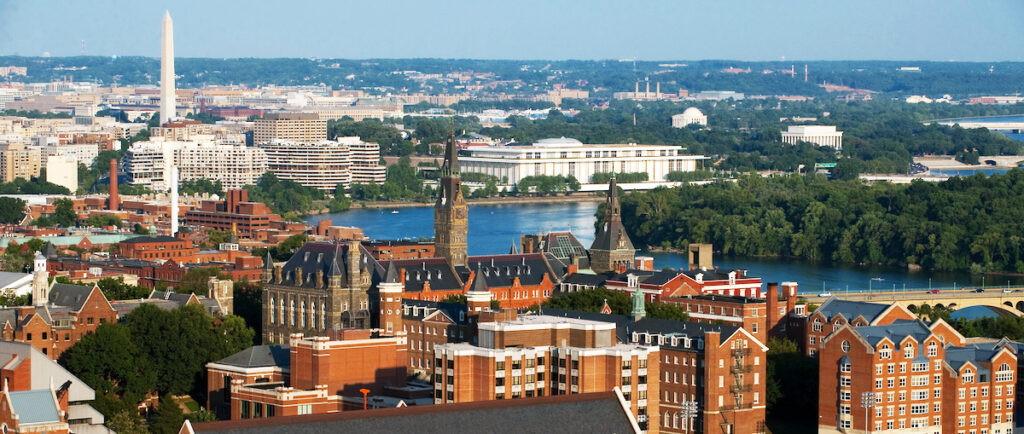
[328,243,345,289]
[160,11,176,126]
[261,251,274,283]
[589,176,635,274]
[434,132,468,267]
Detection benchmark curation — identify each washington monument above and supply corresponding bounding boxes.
[160,11,175,126]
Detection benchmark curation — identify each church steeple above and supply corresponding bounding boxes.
[589,176,635,274]
[434,132,468,267]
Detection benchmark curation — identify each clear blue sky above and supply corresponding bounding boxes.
[1,0,1021,61]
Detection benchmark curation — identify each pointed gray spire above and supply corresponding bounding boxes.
[509,242,520,255]
[470,264,489,292]
[383,261,400,283]
[263,251,274,270]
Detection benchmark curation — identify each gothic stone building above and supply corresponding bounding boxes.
[590,177,635,274]
[261,241,373,344]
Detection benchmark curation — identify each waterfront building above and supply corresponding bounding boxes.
[253,112,326,144]
[0,143,40,182]
[589,177,635,274]
[434,133,468,267]
[671,108,707,128]
[260,241,374,344]
[258,137,384,191]
[124,138,267,191]
[675,268,765,298]
[817,319,1015,434]
[459,137,705,187]
[181,190,289,240]
[433,311,661,431]
[782,125,844,150]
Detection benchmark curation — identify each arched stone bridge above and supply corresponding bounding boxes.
[804,289,1024,316]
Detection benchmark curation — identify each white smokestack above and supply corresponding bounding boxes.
[160,11,176,126]
[170,166,179,235]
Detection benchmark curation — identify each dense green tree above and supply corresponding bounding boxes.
[179,179,225,196]
[0,197,26,223]
[105,409,149,434]
[541,287,689,321]
[151,394,185,434]
[175,268,230,295]
[615,170,1024,273]
[244,172,325,215]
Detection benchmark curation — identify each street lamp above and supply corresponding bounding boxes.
[680,400,698,433]
[861,391,877,434]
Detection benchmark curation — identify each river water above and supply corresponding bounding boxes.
[307,202,1024,294]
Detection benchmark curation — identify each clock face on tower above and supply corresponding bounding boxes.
[456,208,467,219]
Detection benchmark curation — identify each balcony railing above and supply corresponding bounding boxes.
[731,348,751,357]
[730,384,751,393]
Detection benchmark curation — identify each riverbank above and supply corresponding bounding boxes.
[305,194,605,214]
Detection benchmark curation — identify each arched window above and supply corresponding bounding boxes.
[997,363,1013,382]
[269,298,276,323]
[904,342,914,358]
[963,368,974,383]
[879,344,892,359]
[290,299,296,326]
[841,340,851,353]
[927,341,937,357]
[300,300,306,328]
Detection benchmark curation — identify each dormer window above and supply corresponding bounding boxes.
[903,342,914,359]
[879,344,892,360]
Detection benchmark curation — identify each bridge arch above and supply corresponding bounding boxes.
[1016,301,1024,313]
[935,303,946,311]
[1005,301,1013,308]
[907,304,918,313]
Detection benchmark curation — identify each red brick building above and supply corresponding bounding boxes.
[118,235,198,262]
[673,268,764,298]
[211,332,408,420]
[433,313,661,432]
[0,282,117,359]
[797,298,915,357]
[182,190,285,238]
[817,319,1016,434]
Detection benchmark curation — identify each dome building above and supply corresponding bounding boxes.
[671,107,708,128]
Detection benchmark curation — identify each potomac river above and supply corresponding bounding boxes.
[306,201,1024,294]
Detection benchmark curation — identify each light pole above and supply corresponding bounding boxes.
[680,400,698,433]
[861,391,877,434]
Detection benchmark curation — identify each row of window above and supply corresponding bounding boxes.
[238,400,278,419]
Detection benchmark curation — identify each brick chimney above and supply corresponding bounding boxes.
[766,282,780,332]
[108,159,119,210]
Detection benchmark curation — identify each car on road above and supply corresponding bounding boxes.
[929,290,941,294]
[818,292,832,298]
[1004,289,1013,293]
[975,288,985,293]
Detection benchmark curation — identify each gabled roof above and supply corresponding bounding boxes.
[853,319,934,347]
[214,345,290,370]
[0,271,31,290]
[813,298,890,323]
[401,299,468,325]
[0,341,95,402]
[48,283,97,311]
[7,389,60,424]
[279,242,356,289]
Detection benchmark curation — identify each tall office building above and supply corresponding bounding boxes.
[160,11,176,126]
[0,143,41,182]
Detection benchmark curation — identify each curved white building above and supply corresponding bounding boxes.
[671,107,707,128]
[259,137,385,191]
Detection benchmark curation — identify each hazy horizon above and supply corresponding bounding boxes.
[1,0,1022,62]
